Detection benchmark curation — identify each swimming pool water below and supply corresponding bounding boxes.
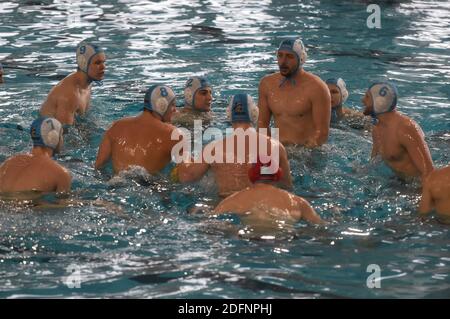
[0,0,449,298]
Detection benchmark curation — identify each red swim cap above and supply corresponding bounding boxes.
[248,158,283,184]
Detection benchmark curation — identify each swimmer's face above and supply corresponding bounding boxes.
[362,90,374,115]
[88,53,106,81]
[194,87,212,111]
[163,100,177,123]
[277,50,298,77]
[327,84,342,108]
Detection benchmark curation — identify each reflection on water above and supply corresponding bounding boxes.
[0,0,449,298]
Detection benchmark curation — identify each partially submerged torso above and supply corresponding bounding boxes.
[40,72,92,125]
[107,116,176,174]
[0,154,62,193]
[262,71,325,145]
[373,113,423,178]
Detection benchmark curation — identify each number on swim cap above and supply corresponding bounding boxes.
[379,86,388,97]
[79,46,86,54]
[160,87,168,97]
[46,118,55,130]
[186,79,193,88]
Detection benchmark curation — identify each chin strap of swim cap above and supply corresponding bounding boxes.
[76,41,104,86]
[278,38,307,88]
[248,157,283,184]
[184,76,211,111]
[368,81,398,124]
[330,108,338,124]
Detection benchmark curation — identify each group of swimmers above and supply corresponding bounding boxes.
[0,36,448,226]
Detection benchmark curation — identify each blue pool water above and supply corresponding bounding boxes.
[0,0,449,298]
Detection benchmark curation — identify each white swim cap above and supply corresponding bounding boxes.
[369,82,398,115]
[278,38,307,70]
[326,77,349,106]
[144,85,176,119]
[227,93,259,126]
[76,41,104,74]
[30,117,62,150]
[184,76,211,109]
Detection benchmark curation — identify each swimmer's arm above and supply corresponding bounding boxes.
[54,95,78,125]
[418,178,433,215]
[95,131,112,170]
[56,169,72,193]
[177,159,210,183]
[399,124,434,179]
[257,78,272,134]
[306,84,331,147]
[297,197,324,224]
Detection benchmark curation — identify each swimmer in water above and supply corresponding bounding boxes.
[213,158,323,225]
[326,77,371,130]
[258,37,331,147]
[95,85,184,175]
[362,81,433,182]
[175,93,293,198]
[171,76,213,127]
[0,117,71,194]
[419,165,450,222]
[40,40,106,126]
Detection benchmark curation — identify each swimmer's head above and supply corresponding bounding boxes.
[30,117,63,153]
[277,38,307,77]
[363,81,398,118]
[76,41,106,82]
[248,157,283,184]
[144,85,176,122]
[184,76,212,112]
[227,93,259,126]
[326,78,349,108]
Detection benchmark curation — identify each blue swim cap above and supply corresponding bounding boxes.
[30,117,63,150]
[144,85,176,119]
[227,93,259,125]
[76,40,104,84]
[184,76,211,110]
[368,81,398,116]
[278,38,307,72]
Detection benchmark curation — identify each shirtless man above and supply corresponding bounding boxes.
[419,166,450,219]
[172,76,213,127]
[213,160,323,225]
[0,117,71,194]
[362,81,433,181]
[40,41,106,126]
[95,85,182,175]
[176,93,293,198]
[326,77,370,130]
[258,38,331,147]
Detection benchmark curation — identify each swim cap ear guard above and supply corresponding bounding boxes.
[226,93,259,126]
[30,117,63,151]
[368,81,398,123]
[76,40,104,85]
[278,37,307,86]
[248,158,283,184]
[144,85,176,120]
[184,76,211,111]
